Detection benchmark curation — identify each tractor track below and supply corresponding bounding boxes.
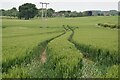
[67,26,101,77]
[67,26,110,77]
[68,27,94,62]
[39,31,67,64]
[2,30,66,73]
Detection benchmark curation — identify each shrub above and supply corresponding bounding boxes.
[98,23,118,29]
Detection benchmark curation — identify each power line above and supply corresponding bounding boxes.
[40,2,49,27]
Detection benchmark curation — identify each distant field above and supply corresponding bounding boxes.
[2,16,118,78]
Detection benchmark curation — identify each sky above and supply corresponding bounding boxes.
[0,0,120,12]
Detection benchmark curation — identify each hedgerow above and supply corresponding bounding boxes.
[98,23,120,29]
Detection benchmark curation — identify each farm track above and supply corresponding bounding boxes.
[39,29,73,64]
[2,30,66,73]
[68,27,94,62]
[39,31,68,64]
[68,27,118,77]
[3,26,117,78]
[40,49,47,64]
[39,27,97,77]
[67,27,104,77]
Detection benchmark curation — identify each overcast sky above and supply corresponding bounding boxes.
[0,0,119,12]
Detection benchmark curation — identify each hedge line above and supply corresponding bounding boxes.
[98,23,120,29]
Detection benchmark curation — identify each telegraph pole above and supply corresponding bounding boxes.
[41,2,44,20]
[40,2,49,27]
[45,3,49,20]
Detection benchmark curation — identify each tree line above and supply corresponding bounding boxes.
[0,3,120,20]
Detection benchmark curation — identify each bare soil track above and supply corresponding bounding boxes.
[41,49,47,64]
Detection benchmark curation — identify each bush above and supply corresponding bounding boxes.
[98,23,119,29]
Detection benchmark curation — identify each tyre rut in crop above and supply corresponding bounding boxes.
[67,27,105,77]
[2,31,66,74]
[37,29,83,78]
[67,26,118,78]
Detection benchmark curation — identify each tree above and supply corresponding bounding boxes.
[78,12,83,17]
[0,9,5,16]
[58,11,66,17]
[1,7,18,17]
[119,12,120,16]
[64,11,71,17]
[18,3,38,20]
[69,11,78,17]
[83,11,92,16]
[36,8,55,17]
[36,8,45,17]
[47,8,55,17]
[10,7,18,17]
[109,10,118,16]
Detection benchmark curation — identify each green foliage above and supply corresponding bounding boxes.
[2,65,29,78]
[69,11,80,17]
[70,16,118,78]
[72,23,118,67]
[83,11,92,16]
[98,23,120,29]
[46,31,83,78]
[2,19,64,77]
[1,7,18,17]
[104,65,118,78]
[119,12,120,16]
[2,32,65,78]
[18,3,38,20]
[47,8,55,17]
[37,8,55,17]
[2,16,118,78]
[28,31,83,78]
